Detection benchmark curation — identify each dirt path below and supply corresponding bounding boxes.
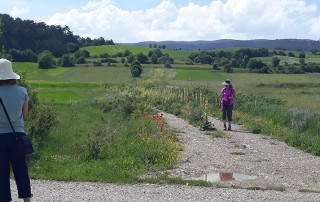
[155,112,320,192]
[10,113,320,202]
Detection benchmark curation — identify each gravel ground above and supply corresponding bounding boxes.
[10,113,320,201]
[9,180,320,202]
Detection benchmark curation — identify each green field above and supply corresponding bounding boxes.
[175,69,320,111]
[15,60,320,112]
[14,62,144,84]
[82,45,152,56]
[12,45,320,184]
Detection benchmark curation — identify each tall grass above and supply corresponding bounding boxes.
[28,96,179,182]
[234,95,320,155]
[123,76,320,155]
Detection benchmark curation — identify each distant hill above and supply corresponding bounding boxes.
[123,39,320,52]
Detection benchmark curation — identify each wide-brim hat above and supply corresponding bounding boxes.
[222,79,231,85]
[0,59,20,80]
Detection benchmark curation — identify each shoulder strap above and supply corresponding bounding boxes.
[0,97,16,134]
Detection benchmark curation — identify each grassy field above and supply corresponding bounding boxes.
[15,61,319,116]
[82,45,152,56]
[12,45,320,183]
[175,69,320,111]
[22,77,180,183]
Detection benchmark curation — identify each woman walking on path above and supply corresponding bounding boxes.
[0,59,32,202]
[219,79,236,131]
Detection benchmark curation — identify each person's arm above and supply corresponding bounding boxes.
[22,101,29,120]
[229,89,236,100]
[219,90,224,106]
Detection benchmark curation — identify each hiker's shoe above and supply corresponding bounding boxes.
[224,124,227,130]
[228,126,232,131]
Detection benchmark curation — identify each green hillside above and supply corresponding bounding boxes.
[82,45,152,56]
[83,45,320,66]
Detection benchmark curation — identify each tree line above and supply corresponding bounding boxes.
[0,14,114,57]
[187,48,320,74]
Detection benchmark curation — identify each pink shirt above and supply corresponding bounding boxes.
[220,87,235,105]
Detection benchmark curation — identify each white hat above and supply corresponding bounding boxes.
[0,59,20,80]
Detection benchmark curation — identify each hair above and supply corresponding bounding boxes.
[0,79,17,85]
[227,80,233,88]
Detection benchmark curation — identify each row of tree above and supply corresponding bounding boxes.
[217,57,320,74]
[93,48,174,65]
[0,14,114,57]
[189,48,274,64]
[185,48,320,73]
[148,44,166,49]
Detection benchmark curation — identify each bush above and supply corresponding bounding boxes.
[223,64,233,73]
[130,61,142,77]
[76,56,86,64]
[38,50,55,69]
[74,49,90,58]
[27,104,57,141]
[100,58,117,63]
[93,61,102,66]
[59,54,75,67]
[17,75,57,147]
[9,49,37,62]
[79,133,106,160]
[212,63,219,70]
[164,63,172,68]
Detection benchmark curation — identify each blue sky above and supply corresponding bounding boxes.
[1,0,320,42]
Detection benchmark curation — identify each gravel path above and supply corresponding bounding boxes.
[10,113,320,201]
[9,179,320,202]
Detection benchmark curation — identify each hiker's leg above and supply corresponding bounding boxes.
[0,134,12,202]
[227,105,233,130]
[23,197,31,202]
[222,105,227,130]
[10,135,32,200]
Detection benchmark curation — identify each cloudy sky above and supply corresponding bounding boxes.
[1,0,320,42]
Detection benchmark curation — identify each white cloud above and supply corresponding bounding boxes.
[9,6,30,17]
[308,17,320,37]
[81,0,113,10]
[45,0,320,42]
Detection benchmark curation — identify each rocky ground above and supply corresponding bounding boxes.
[10,113,320,201]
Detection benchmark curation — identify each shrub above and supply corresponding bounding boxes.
[130,61,142,77]
[79,133,106,160]
[27,104,57,141]
[74,49,90,58]
[17,75,57,147]
[59,54,75,67]
[164,63,172,68]
[93,61,102,66]
[38,50,55,69]
[9,49,37,62]
[76,56,86,64]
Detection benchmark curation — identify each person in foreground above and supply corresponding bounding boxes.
[219,79,236,131]
[0,59,32,202]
